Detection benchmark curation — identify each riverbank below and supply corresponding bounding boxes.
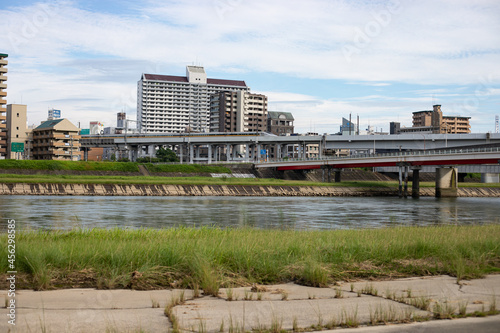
[2,182,500,196]
[1,225,499,291]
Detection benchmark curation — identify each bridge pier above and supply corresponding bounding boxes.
[435,167,458,198]
[481,173,499,183]
[411,166,421,198]
[334,169,342,183]
[397,163,410,198]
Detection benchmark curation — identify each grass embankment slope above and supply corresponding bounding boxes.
[1,225,499,291]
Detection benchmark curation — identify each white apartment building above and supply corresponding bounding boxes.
[137,66,249,133]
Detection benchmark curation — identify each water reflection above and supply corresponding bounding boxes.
[0,195,499,231]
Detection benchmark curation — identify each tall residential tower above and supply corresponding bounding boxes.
[0,53,7,159]
[137,66,249,133]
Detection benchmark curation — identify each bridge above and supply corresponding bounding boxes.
[255,147,500,198]
[80,132,500,163]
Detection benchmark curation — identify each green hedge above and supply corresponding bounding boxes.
[145,163,231,174]
[0,160,139,172]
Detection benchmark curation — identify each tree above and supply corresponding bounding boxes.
[156,147,179,162]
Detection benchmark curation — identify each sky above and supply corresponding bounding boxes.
[1,0,499,134]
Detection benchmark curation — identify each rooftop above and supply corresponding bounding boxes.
[36,119,65,129]
[268,111,294,120]
[142,73,247,87]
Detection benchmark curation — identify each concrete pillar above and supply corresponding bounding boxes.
[208,145,212,164]
[128,148,133,162]
[226,144,231,161]
[195,145,200,159]
[179,144,183,164]
[244,144,250,162]
[189,144,194,164]
[83,148,88,161]
[412,167,421,199]
[436,167,458,197]
[257,144,261,161]
[404,165,409,198]
[148,145,155,159]
[481,173,499,183]
[398,165,403,198]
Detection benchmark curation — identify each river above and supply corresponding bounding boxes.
[1,195,499,230]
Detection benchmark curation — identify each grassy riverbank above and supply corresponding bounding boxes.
[1,173,499,188]
[1,225,499,291]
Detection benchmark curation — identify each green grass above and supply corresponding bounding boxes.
[1,225,499,291]
[0,173,402,187]
[145,163,231,174]
[0,159,139,172]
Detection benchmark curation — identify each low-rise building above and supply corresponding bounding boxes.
[32,119,81,160]
[267,111,294,135]
[411,105,471,134]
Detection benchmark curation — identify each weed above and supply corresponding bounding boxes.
[256,291,263,301]
[281,290,288,301]
[406,288,412,299]
[488,296,497,314]
[244,289,253,301]
[302,260,328,287]
[219,319,224,332]
[350,283,355,292]
[433,301,456,319]
[408,295,432,311]
[226,288,234,301]
[198,318,207,333]
[151,298,160,308]
[334,287,343,299]
[341,306,359,328]
[292,316,299,332]
[357,290,362,297]
[458,300,468,317]
[307,292,316,300]
[362,284,378,296]
[325,315,337,329]
[270,314,283,333]
[193,282,201,298]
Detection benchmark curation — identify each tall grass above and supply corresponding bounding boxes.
[1,225,499,290]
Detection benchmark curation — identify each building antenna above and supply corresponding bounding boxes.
[496,115,499,133]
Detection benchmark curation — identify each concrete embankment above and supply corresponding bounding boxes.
[1,182,500,197]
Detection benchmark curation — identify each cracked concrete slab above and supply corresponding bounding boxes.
[174,295,427,332]
[0,275,498,332]
[343,275,500,314]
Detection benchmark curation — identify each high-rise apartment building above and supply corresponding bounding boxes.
[209,91,267,133]
[411,105,471,134]
[137,66,249,133]
[0,53,8,159]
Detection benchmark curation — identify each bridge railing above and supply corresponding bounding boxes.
[259,146,500,164]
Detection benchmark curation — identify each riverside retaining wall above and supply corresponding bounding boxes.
[1,183,500,197]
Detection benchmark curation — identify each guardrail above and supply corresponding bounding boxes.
[258,146,500,164]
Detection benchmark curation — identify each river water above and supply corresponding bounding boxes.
[0,195,499,231]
